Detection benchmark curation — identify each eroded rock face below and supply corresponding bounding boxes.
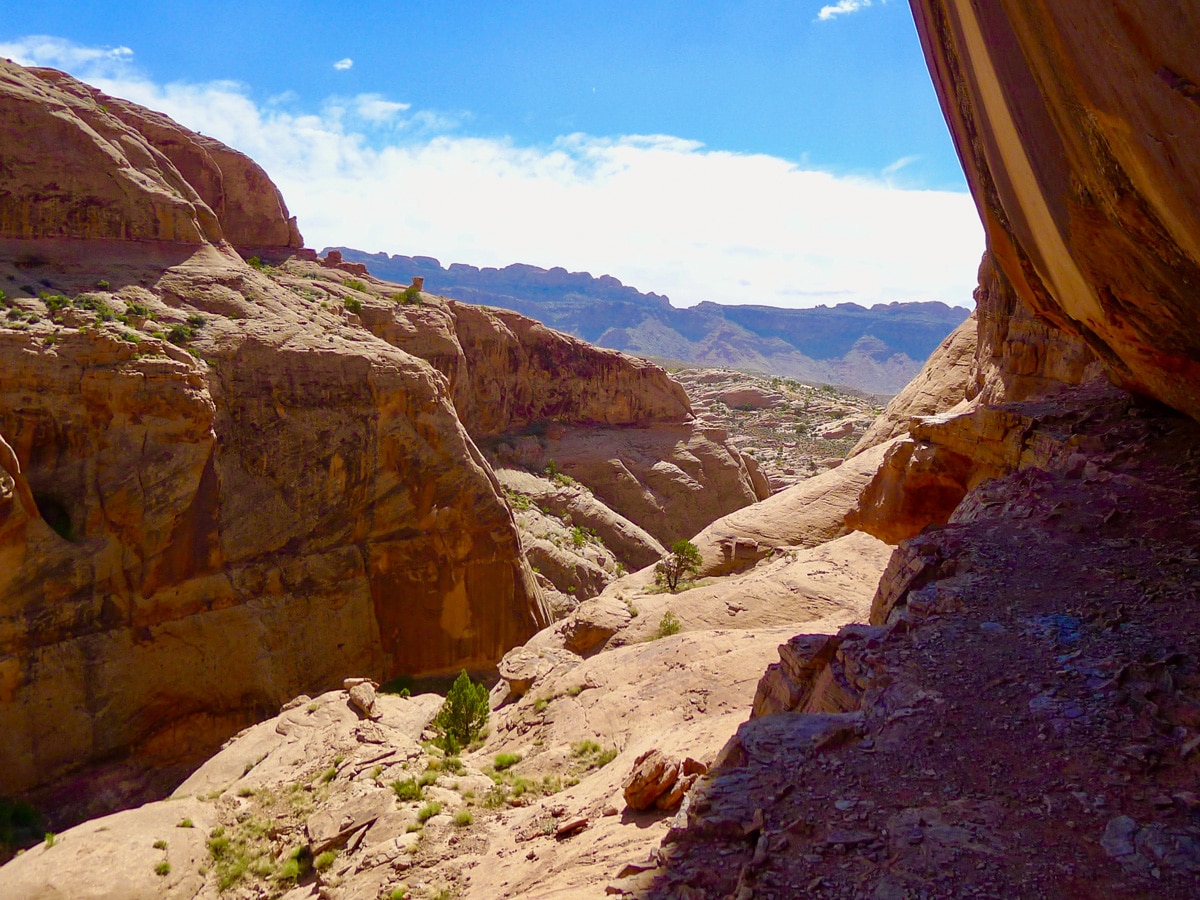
[0,62,547,819]
[910,1,1200,421]
[0,62,300,248]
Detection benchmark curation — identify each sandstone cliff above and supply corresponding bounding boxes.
[0,63,300,248]
[910,0,1200,422]
[0,57,769,829]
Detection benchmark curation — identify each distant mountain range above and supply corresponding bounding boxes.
[329,248,972,394]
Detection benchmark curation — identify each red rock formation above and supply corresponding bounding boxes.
[0,62,300,249]
[0,61,546,819]
[909,1,1200,421]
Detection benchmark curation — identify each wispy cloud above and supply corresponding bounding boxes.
[816,0,884,22]
[333,58,353,71]
[0,34,133,73]
[882,154,921,178]
[353,93,411,122]
[0,36,983,310]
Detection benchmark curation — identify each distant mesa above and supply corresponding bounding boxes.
[328,248,970,395]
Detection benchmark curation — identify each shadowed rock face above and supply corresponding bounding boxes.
[909,0,1200,421]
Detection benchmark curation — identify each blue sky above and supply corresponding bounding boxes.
[1,1,984,309]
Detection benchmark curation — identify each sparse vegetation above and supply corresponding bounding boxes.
[344,278,367,292]
[392,777,423,801]
[431,670,490,754]
[654,539,702,593]
[543,460,576,488]
[153,839,168,850]
[493,752,522,771]
[154,860,170,876]
[314,849,337,871]
[417,801,442,824]
[654,610,682,639]
[176,818,193,828]
[452,810,473,827]
[344,296,363,315]
[571,740,618,770]
[246,256,267,271]
[393,283,422,304]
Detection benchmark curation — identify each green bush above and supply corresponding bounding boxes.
[417,801,442,824]
[493,752,521,771]
[654,540,702,593]
[394,284,422,304]
[154,860,170,876]
[655,610,682,639]
[344,278,367,292]
[313,849,337,871]
[453,810,473,827]
[344,297,363,315]
[391,778,423,802]
[432,671,490,753]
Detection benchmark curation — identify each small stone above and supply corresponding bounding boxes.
[556,816,588,838]
[1101,816,1138,858]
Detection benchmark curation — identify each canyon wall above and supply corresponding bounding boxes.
[0,60,544,814]
[909,0,1200,421]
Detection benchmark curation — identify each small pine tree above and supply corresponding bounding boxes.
[433,670,490,752]
[654,539,702,592]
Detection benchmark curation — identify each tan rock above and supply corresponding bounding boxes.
[0,61,299,248]
[623,749,680,811]
[347,682,379,719]
[849,313,978,457]
[687,438,900,577]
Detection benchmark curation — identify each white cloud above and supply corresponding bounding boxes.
[333,58,353,71]
[817,0,884,22]
[0,34,133,73]
[353,93,412,123]
[3,36,984,310]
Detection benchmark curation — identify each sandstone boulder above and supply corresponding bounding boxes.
[623,749,708,811]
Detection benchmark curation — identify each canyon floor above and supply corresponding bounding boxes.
[5,383,1198,900]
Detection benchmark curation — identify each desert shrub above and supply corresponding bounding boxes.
[313,849,337,871]
[245,256,267,271]
[493,752,521,771]
[453,810,473,827]
[154,861,170,876]
[417,801,442,824]
[655,610,682,639]
[344,296,363,315]
[391,778,422,801]
[393,284,422,304]
[432,671,489,753]
[344,278,367,292]
[654,540,701,593]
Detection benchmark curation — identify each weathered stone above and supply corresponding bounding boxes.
[347,683,378,719]
[623,750,680,811]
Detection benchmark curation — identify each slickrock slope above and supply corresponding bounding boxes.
[0,64,300,248]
